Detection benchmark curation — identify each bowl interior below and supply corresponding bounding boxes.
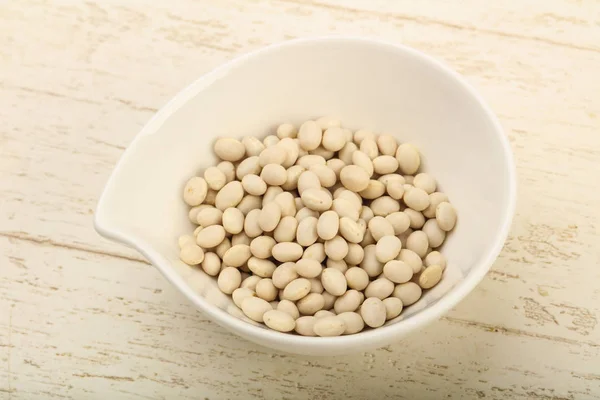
[95,38,514,354]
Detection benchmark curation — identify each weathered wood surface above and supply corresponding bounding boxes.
[1,0,599,398]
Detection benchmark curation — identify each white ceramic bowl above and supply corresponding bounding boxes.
[95,37,516,356]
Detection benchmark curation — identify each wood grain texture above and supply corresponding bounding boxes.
[1,0,599,398]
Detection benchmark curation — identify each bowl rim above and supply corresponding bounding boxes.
[95,36,517,352]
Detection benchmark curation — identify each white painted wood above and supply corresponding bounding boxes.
[1,0,599,398]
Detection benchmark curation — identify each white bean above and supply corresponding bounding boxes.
[359,180,386,200]
[324,236,349,261]
[196,207,223,226]
[259,202,281,232]
[180,244,205,265]
[262,186,284,206]
[406,230,429,258]
[274,216,298,243]
[370,196,400,217]
[352,150,374,177]
[236,156,261,180]
[256,278,278,301]
[196,225,226,248]
[283,278,312,301]
[395,143,420,174]
[360,297,386,328]
[218,267,242,294]
[302,243,326,262]
[317,211,339,241]
[375,235,402,263]
[313,316,346,337]
[368,216,395,241]
[436,201,457,231]
[337,312,365,334]
[272,242,303,262]
[322,127,347,151]
[241,174,267,196]
[249,236,275,259]
[393,282,422,306]
[277,299,300,319]
[404,208,425,229]
[383,260,413,284]
[215,181,244,210]
[183,177,208,206]
[297,293,325,315]
[247,257,276,278]
[321,267,347,296]
[214,138,245,162]
[260,164,287,186]
[345,243,365,265]
[340,165,370,192]
[263,310,295,332]
[296,216,319,247]
[386,211,410,235]
[365,277,394,300]
[222,207,245,234]
[295,258,323,279]
[295,316,317,336]
[244,209,263,238]
[404,187,430,211]
[422,219,446,248]
[298,120,322,151]
[241,296,273,322]
[223,244,252,267]
[271,262,298,289]
[373,155,399,175]
[413,173,436,194]
[204,166,227,191]
[383,297,403,320]
[376,134,398,156]
[201,252,221,276]
[360,138,378,159]
[419,265,443,289]
[334,290,363,313]
[301,188,332,212]
[277,123,297,139]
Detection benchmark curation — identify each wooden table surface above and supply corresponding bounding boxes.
[1,0,600,399]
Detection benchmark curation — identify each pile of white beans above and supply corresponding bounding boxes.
[178,117,457,337]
